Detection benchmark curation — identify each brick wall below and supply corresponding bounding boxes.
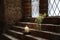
[40,0,48,15]
[21,0,48,22]
[22,0,48,18]
[4,0,22,24]
[22,0,31,18]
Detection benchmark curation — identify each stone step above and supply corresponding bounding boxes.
[9,30,48,40]
[5,30,37,40]
[0,34,11,40]
[16,22,60,33]
[21,17,60,25]
[10,26,60,40]
[3,34,19,40]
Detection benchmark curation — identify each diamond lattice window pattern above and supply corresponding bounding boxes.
[48,0,60,16]
[31,0,39,18]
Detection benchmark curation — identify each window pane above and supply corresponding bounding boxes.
[31,0,39,18]
[48,0,60,16]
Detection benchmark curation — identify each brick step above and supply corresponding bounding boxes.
[9,26,60,40]
[5,30,37,40]
[16,22,60,33]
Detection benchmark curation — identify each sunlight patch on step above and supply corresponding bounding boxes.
[9,30,23,35]
[26,35,48,40]
[3,34,19,40]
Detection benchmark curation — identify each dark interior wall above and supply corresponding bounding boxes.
[0,0,5,35]
[4,0,22,24]
[0,0,4,20]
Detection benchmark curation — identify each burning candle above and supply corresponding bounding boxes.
[24,25,30,33]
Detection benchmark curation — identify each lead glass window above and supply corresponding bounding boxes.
[31,0,39,18]
[48,0,60,16]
